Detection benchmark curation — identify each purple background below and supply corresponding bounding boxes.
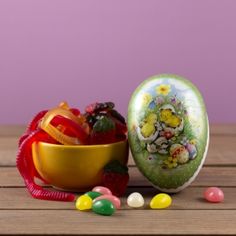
[0,0,236,124]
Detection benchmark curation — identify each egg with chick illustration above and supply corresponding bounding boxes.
[127,74,209,192]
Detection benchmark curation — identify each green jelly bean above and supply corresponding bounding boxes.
[85,191,102,200]
[92,199,115,216]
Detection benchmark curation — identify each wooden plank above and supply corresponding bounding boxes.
[0,137,18,166]
[1,124,236,136]
[130,166,236,187]
[206,135,236,166]
[210,124,236,135]
[1,166,236,188]
[1,135,236,167]
[0,210,235,235]
[0,187,234,210]
[0,125,25,136]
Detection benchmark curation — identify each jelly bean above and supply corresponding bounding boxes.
[127,192,144,208]
[204,187,224,203]
[92,199,115,216]
[150,193,172,209]
[85,191,102,200]
[92,186,112,195]
[75,195,93,211]
[93,194,121,209]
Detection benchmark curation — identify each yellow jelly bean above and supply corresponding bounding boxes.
[150,193,172,209]
[75,195,93,211]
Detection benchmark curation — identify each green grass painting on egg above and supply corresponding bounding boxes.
[127,74,209,192]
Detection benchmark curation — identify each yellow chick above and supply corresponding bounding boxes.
[160,109,172,123]
[141,123,156,138]
[146,113,158,124]
[166,115,181,128]
[140,113,157,138]
[160,109,181,128]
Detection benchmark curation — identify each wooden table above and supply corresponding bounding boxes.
[0,125,236,235]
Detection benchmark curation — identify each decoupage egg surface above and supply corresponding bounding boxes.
[127,74,209,192]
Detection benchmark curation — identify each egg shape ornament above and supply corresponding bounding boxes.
[127,74,209,192]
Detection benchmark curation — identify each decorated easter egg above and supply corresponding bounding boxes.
[127,74,209,192]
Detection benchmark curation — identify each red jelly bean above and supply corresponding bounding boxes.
[204,187,224,203]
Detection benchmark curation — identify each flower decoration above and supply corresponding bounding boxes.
[155,96,165,105]
[180,136,188,146]
[156,84,171,96]
[190,139,196,145]
[164,156,178,169]
[170,96,177,104]
[141,93,152,106]
[136,83,198,170]
[148,100,156,110]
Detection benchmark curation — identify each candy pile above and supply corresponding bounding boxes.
[16,102,127,201]
[75,186,225,216]
[76,189,173,216]
[76,186,120,216]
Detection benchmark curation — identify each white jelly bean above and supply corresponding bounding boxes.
[127,192,145,208]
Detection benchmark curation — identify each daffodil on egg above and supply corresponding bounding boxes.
[128,74,209,193]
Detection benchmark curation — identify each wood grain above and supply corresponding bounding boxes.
[1,135,236,166]
[128,135,236,166]
[0,187,234,210]
[0,125,25,136]
[0,210,235,235]
[0,137,18,166]
[1,124,236,136]
[210,124,236,135]
[0,125,235,235]
[1,166,235,188]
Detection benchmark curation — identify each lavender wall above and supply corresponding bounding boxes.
[0,0,235,124]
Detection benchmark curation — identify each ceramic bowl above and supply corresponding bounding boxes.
[32,140,129,191]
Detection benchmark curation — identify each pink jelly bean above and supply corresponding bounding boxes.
[93,194,121,209]
[92,186,112,196]
[204,187,224,203]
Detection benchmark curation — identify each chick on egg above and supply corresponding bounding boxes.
[159,105,184,135]
[147,136,169,154]
[137,113,159,143]
[160,109,181,129]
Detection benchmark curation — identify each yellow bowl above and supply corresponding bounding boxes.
[32,140,129,192]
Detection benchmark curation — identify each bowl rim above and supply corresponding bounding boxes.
[36,139,128,149]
